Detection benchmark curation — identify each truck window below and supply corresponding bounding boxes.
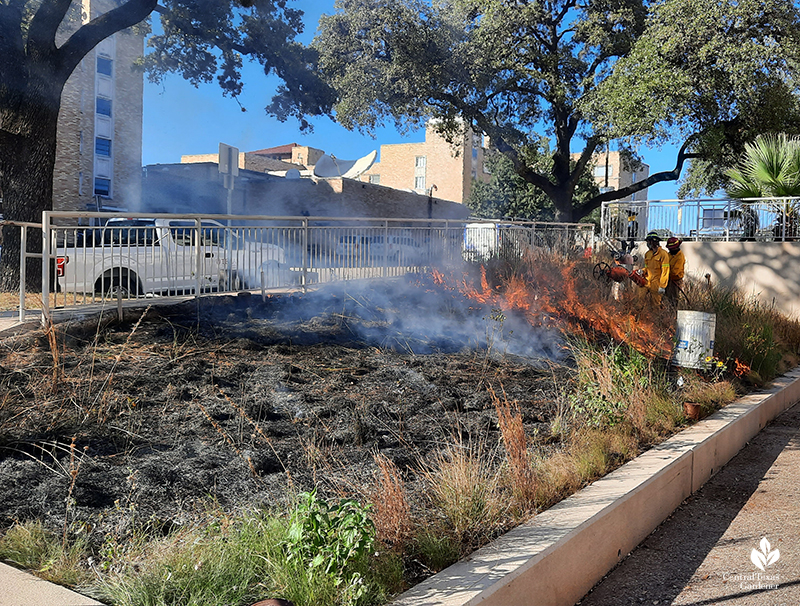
[170,221,224,247]
[102,222,158,246]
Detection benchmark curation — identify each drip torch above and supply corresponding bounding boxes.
[593,261,647,287]
[593,240,646,287]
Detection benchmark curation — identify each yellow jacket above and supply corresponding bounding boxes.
[644,247,670,291]
[669,249,685,282]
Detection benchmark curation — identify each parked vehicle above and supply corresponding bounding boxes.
[463,222,529,261]
[56,218,289,297]
[368,235,423,262]
[334,234,371,260]
[334,233,424,264]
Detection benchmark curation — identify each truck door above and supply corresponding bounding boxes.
[165,221,223,293]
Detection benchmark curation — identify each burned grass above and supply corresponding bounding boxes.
[0,280,568,549]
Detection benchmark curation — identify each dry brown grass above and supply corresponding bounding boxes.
[370,453,413,552]
[489,386,537,513]
[420,439,505,549]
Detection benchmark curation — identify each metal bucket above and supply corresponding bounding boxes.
[673,311,716,369]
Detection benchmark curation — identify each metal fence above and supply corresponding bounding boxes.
[35,212,594,320]
[0,219,41,323]
[602,197,800,242]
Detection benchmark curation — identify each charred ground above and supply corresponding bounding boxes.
[0,276,571,543]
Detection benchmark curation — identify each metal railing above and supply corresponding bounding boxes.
[0,220,42,323]
[36,212,594,320]
[602,197,800,242]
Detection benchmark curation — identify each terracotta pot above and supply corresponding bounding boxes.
[683,402,702,421]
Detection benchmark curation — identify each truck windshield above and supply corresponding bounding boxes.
[169,222,245,249]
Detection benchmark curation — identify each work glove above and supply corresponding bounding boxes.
[658,287,665,294]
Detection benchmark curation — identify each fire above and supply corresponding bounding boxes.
[733,358,751,377]
[423,254,675,360]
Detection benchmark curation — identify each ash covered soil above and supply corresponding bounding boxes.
[0,275,570,538]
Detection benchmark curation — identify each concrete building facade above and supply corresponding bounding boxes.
[53,0,144,213]
[142,162,470,221]
[359,123,492,204]
[582,150,650,201]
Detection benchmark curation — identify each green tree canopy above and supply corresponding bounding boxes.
[467,139,599,221]
[314,0,800,219]
[314,0,651,223]
[0,0,333,289]
[587,0,800,197]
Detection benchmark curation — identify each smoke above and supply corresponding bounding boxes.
[191,274,566,364]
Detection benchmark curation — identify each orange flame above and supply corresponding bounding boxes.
[424,255,675,359]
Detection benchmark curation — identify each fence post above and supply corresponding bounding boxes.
[383,221,389,278]
[41,213,51,326]
[302,218,309,293]
[195,218,202,297]
[19,225,27,323]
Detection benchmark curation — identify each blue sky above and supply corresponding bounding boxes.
[142,1,682,200]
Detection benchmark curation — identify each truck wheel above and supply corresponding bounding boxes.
[97,272,140,299]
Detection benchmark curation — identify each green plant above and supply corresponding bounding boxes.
[568,339,651,428]
[285,490,376,603]
[0,521,90,587]
[412,530,461,573]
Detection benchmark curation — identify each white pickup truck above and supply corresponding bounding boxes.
[56,218,289,297]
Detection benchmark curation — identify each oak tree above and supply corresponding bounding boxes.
[314,0,800,221]
[0,0,332,289]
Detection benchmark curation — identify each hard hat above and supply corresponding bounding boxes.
[666,236,681,250]
[645,231,660,242]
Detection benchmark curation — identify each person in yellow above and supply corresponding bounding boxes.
[643,231,670,306]
[665,236,685,306]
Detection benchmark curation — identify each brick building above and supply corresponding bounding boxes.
[578,150,650,201]
[359,122,492,204]
[53,0,144,213]
[181,144,325,177]
[142,162,470,221]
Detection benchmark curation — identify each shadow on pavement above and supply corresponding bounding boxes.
[577,406,800,605]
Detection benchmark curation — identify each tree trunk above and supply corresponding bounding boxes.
[0,81,62,292]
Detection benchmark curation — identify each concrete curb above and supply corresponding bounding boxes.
[391,367,800,606]
[0,562,102,606]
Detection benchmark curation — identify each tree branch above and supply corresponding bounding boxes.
[56,0,159,77]
[575,136,701,217]
[26,0,72,60]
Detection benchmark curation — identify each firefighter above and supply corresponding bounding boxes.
[643,231,669,306]
[665,236,685,306]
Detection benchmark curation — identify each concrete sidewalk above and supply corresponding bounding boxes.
[0,562,102,606]
[0,311,43,340]
[577,399,800,606]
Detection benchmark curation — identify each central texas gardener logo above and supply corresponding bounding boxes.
[751,537,780,571]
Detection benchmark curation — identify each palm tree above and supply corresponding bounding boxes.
[726,134,800,240]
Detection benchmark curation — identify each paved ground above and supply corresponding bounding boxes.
[577,401,800,606]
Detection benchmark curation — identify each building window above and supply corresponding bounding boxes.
[415,156,426,168]
[369,174,380,184]
[95,137,111,156]
[94,178,111,197]
[594,165,613,178]
[414,176,426,190]
[96,97,111,117]
[97,57,113,76]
